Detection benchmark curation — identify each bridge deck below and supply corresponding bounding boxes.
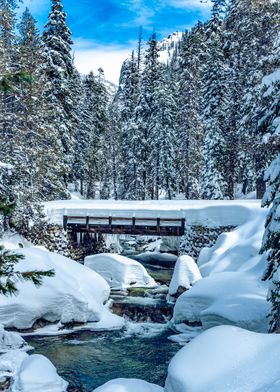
[64,215,186,236]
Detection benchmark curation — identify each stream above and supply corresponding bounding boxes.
[26,329,178,391]
[26,255,179,391]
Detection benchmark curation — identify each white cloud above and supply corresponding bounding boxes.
[73,39,133,85]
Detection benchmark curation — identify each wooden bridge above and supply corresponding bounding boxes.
[63,215,186,237]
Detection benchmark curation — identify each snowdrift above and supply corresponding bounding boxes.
[0,248,111,330]
[171,210,270,332]
[85,253,156,290]
[93,378,163,392]
[165,326,280,392]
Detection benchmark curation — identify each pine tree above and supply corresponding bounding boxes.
[135,33,162,199]
[149,65,178,199]
[222,0,279,198]
[177,24,207,199]
[116,51,141,199]
[260,51,280,331]
[201,5,228,199]
[42,0,76,185]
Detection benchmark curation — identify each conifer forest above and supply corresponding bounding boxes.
[0,0,280,391]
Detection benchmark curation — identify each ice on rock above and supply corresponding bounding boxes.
[0,325,32,353]
[11,354,68,392]
[168,256,201,298]
[0,248,111,330]
[165,326,280,392]
[93,378,163,392]
[85,253,157,290]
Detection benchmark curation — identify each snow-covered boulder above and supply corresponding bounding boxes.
[11,354,68,392]
[168,256,201,300]
[171,271,269,332]
[0,248,111,329]
[0,325,32,353]
[85,253,157,290]
[165,326,280,392]
[93,378,163,392]
[171,211,270,333]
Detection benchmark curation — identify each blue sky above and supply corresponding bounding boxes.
[20,0,212,83]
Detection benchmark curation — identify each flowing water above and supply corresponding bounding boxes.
[25,256,177,391]
[26,329,179,391]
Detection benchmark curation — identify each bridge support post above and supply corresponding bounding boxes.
[63,216,68,231]
[181,218,186,235]
[157,218,161,234]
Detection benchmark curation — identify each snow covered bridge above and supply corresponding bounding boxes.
[44,199,261,237]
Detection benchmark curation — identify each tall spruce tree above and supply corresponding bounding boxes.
[133,33,161,199]
[260,42,280,331]
[42,0,76,186]
[149,65,178,199]
[201,4,228,199]
[177,24,207,199]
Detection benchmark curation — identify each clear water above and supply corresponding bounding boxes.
[26,329,179,392]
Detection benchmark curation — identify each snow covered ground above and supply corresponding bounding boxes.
[165,326,280,392]
[44,199,261,228]
[0,247,114,330]
[85,253,157,290]
[171,209,270,334]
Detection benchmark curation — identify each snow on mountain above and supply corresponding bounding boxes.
[159,32,183,65]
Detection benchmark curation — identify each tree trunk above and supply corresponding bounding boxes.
[256,177,266,200]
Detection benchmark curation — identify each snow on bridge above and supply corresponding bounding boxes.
[44,200,262,237]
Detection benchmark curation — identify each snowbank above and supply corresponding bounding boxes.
[44,199,261,228]
[171,271,269,332]
[168,256,201,298]
[0,248,111,329]
[93,378,163,392]
[0,326,32,353]
[0,232,32,250]
[165,326,280,392]
[171,210,270,332]
[11,354,68,392]
[85,253,156,290]
[197,209,268,277]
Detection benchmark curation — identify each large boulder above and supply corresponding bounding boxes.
[11,354,68,392]
[85,253,157,290]
[171,271,269,332]
[165,326,280,392]
[168,256,201,300]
